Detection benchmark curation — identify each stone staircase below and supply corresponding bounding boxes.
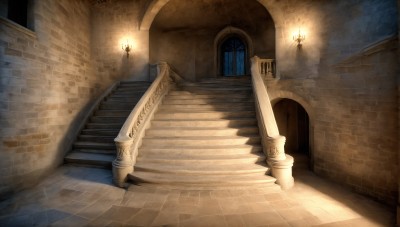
[64,81,151,168]
[129,77,276,187]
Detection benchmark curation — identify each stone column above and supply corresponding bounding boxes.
[112,138,134,187]
[266,135,294,190]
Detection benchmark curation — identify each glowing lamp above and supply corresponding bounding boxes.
[121,40,132,58]
[293,29,305,48]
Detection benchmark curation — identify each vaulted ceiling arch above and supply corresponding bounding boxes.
[139,0,285,31]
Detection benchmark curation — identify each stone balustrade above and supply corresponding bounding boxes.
[113,62,178,187]
[251,56,294,190]
[258,58,276,79]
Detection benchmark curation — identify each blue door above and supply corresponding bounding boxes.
[221,37,246,76]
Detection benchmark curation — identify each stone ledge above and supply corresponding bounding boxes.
[0,17,36,39]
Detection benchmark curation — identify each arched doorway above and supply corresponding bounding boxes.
[220,36,247,76]
[273,99,310,170]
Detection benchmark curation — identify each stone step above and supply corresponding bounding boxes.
[165,93,253,99]
[81,129,120,136]
[159,104,255,111]
[73,141,115,150]
[85,123,123,129]
[90,116,127,123]
[116,87,149,90]
[119,81,151,86]
[78,135,116,143]
[162,98,254,105]
[64,152,114,168]
[154,111,255,120]
[141,136,261,146]
[105,97,142,102]
[150,118,257,127]
[182,82,252,87]
[112,89,149,94]
[134,161,269,175]
[107,92,146,98]
[71,148,115,155]
[145,127,259,137]
[129,172,275,186]
[138,145,263,156]
[94,110,131,117]
[168,90,252,96]
[99,103,136,110]
[179,86,252,92]
[198,80,251,85]
[137,153,265,164]
[102,99,140,105]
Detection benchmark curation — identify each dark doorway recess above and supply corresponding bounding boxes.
[273,99,310,169]
[220,36,247,76]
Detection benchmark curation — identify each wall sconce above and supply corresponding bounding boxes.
[293,29,305,48]
[121,40,132,58]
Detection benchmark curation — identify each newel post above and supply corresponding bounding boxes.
[113,136,134,187]
[251,56,294,190]
[266,135,294,190]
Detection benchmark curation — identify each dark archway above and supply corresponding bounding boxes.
[273,99,310,169]
[220,36,247,76]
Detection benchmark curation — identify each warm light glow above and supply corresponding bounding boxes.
[119,37,135,58]
[292,28,306,47]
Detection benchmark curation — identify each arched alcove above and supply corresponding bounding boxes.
[148,0,275,81]
[273,99,311,170]
[214,27,254,76]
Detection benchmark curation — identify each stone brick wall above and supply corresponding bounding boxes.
[267,0,399,204]
[0,0,109,199]
[91,0,149,81]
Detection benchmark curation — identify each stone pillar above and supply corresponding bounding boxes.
[112,138,134,187]
[266,135,294,190]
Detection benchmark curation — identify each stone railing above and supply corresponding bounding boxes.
[258,58,276,79]
[251,56,294,190]
[113,62,179,187]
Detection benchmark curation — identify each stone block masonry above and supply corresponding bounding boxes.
[267,0,398,205]
[0,0,115,199]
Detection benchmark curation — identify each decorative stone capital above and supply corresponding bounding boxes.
[266,135,286,161]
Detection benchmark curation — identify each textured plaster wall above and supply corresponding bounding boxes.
[0,0,105,199]
[91,0,149,81]
[267,0,398,203]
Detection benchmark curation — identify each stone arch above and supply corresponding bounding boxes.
[270,91,314,122]
[269,91,315,170]
[214,26,254,76]
[139,0,284,31]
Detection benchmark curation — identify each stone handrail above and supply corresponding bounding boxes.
[251,56,294,190]
[113,62,176,187]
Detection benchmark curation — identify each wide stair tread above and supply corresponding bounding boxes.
[65,152,114,168]
[73,141,115,150]
[139,144,263,156]
[145,126,258,137]
[134,161,269,174]
[132,79,275,187]
[151,118,257,127]
[137,152,265,162]
[129,172,275,186]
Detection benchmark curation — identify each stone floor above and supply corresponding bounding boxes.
[0,166,395,226]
